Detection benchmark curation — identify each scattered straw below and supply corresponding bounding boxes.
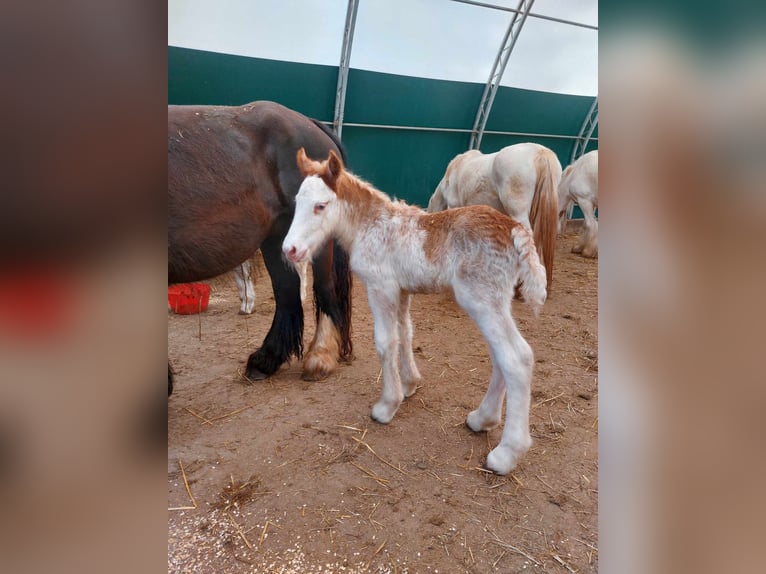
[553,553,577,573]
[366,539,387,569]
[535,474,556,492]
[486,527,541,566]
[532,391,565,409]
[351,435,409,476]
[207,403,260,424]
[574,538,599,553]
[184,407,214,425]
[349,461,390,488]
[258,521,279,548]
[227,511,253,550]
[177,458,197,509]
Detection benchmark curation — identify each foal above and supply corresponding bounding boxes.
[283,149,547,475]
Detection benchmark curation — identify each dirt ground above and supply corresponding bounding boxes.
[168,229,598,573]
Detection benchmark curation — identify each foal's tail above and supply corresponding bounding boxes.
[529,150,560,293]
[512,225,547,316]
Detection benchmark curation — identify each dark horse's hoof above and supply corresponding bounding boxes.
[245,367,270,381]
[246,349,281,382]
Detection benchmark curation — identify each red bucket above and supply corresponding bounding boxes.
[168,283,210,314]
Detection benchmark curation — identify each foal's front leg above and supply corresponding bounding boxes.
[367,287,404,424]
[398,292,421,397]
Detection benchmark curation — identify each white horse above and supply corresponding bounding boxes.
[233,257,308,315]
[558,150,598,258]
[427,143,561,291]
[283,148,547,475]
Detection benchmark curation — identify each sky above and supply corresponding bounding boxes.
[168,0,598,96]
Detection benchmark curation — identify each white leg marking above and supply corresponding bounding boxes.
[234,261,255,314]
[298,260,309,303]
[302,312,340,381]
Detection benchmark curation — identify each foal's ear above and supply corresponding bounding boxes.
[322,149,344,189]
[296,147,316,177]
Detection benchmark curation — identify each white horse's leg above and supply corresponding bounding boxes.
[558,197,573,235]
[397,292,421,397]
[454,286,533,475]
[466,365,505,431]
[367,287,404,424]
[578,198,598,258]
[234,261,255,314]
[486,321,534,475]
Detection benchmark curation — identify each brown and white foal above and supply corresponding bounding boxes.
[283,149,547,475]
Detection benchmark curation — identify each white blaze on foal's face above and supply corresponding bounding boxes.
[283,175,337,264]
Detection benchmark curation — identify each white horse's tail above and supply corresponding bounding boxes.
[512,225,547,315]
[529,150,560,293]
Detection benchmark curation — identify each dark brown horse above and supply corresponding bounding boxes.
[168,101,353,393]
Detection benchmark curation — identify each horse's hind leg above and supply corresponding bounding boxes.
[466,365,504,431]
[398,292,421,397]
[578,199,598,258]
[246,235,303,380]
[454,286,533,475]
[302,240,353,381]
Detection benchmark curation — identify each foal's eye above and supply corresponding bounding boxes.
[314,202,327,214]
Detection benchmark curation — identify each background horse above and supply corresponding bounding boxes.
[168,101,353,391]
[427,143,560,291]
[558,150,598,258]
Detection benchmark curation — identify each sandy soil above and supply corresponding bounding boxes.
[169,230,598,573]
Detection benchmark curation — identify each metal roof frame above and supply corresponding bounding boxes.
[332,0,359,139]
[571,96,599,162]
[449,0,598,31]
[331,0,597,147]
[469,0,535,150]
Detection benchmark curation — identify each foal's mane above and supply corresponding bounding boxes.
[297,148,391,206]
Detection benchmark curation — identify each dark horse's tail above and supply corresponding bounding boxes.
[310,119,353,362]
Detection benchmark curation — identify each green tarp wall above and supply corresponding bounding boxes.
[169,46,597,209]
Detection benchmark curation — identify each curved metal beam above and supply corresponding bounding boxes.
[333,0,359,139]
[448,0,598,31]
[469,0,535,150]
[571,96,598,162]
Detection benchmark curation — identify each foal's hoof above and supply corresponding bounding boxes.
[465,410,500,432]
[484,447,517,476]
[371,401,399,424]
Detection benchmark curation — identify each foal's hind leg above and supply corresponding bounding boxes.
[398,292,421,397]
[246,235,303,380]
[454,287,533,475]
[466,365,504,431]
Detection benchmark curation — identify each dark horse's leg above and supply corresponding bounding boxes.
[302,240,354,381]
[246,234,304,380]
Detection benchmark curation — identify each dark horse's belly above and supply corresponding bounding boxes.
[167,101,340,284]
